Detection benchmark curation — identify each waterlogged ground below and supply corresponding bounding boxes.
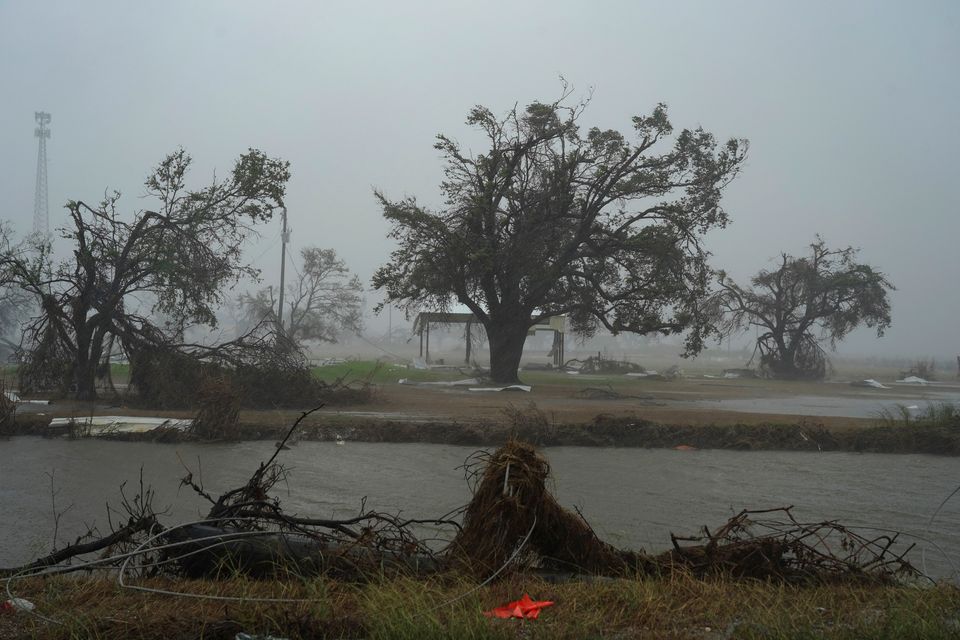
[1,438,958,582]
[13,374,960,431]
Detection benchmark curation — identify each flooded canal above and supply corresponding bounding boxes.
[1,438,958,581]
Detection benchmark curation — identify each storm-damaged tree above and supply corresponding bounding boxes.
[0,226,33,357]
[373,89,747,382]
[0,149,289,400]
[713,239,893,380]
[0,284,31,357]
[238,246,363,345]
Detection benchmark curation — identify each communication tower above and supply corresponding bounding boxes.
[33,111,51,236]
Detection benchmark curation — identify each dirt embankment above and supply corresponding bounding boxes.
[290,416,960,455]
[11,411,959,455]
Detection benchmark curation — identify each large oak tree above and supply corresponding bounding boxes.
[373,91,747,382]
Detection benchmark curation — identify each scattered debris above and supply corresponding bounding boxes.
[398,378,480,387]
[851,379,890,389]
[519,362,554,371]
[722,368,760,379]
[48,416,193,436]
[468,385,532,393]
[661,507,918,583]
[565,354,644,375]
[1,598,35,613]
[576,386,657,402]
[484,594,554,620]
[896,376,929,385]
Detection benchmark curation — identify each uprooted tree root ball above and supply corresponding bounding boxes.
[449,439,646,577]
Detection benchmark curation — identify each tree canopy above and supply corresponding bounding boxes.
[373,89,748,382]
[0,148,290,399]
[239,246,363,345]
[714,238,894,379]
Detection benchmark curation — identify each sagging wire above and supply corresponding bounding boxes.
[413,514,538,619]
[4,512,534,629]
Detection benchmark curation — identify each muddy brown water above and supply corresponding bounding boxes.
[1,438,958,581]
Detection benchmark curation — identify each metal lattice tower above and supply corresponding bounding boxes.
[33,111,51,237]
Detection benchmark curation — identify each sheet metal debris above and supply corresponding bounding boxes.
[48,415,193,435]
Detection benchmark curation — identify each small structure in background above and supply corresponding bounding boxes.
[412,313,565,367]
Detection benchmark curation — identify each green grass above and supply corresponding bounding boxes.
[5,574,959,640]
[874,402,960,429]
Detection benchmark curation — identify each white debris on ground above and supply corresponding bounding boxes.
[853,379,890,389]
[626,370,659,377]
[4,390,50,404]
[48,415,192,435]
[896,376,930,385]
[398,378,479,387]
[467,385,532,393]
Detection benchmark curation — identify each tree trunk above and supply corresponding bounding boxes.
[486,320,528,384]
[73,329,104,401]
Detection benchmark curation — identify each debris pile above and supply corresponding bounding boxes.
[566,354,644,375]
[660,507,918,583]
[1,417,922,589]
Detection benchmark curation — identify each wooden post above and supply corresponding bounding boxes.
[425,322,430,364]
[465,319,472,364]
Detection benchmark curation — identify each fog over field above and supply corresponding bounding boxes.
[1,0,957,360]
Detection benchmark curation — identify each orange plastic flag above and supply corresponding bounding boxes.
[484,594,555,620]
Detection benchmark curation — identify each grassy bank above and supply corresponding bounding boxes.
[2,573,958,639]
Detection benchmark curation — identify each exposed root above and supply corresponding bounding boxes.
[448,439,648,577]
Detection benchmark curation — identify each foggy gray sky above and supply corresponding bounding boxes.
[1,0,957,359]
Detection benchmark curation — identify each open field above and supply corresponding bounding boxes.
[5,358,960,453]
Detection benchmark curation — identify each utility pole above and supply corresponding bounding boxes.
[33,112,51,237]
[276,206,289,333]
